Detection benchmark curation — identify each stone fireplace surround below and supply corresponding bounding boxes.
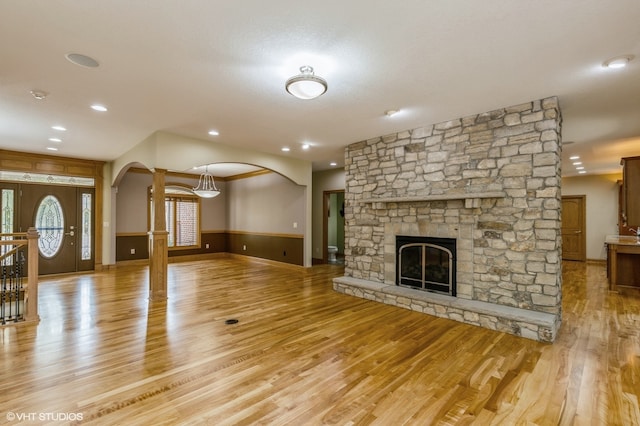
[333,97,562,343]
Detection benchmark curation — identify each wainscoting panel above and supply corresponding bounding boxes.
[227,231,303,266]
[116,233,149,261]
[115,231,302,266]
[168,231,228,258]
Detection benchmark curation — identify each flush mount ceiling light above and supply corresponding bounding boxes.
[30,90,48,100]
[193,165,220,198]
[603,55,634,69]
[91,104,108,112]
[385,109,399,117]
[285,65,327,100]
[208,130,219,136]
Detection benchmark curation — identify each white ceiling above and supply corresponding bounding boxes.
[1,1,639,178]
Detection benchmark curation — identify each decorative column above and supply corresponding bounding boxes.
[148,168,168,301]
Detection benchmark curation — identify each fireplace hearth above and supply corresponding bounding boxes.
[396,235,456,296]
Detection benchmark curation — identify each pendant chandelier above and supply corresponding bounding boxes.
[193,165,220,198]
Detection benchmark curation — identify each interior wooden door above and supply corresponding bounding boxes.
[562,195,586,261]
[19,184,78,274]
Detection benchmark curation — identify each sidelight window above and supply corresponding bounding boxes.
[1,189,15,263]
[81,193,92,260]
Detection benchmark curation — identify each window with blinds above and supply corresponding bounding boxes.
[149,186,201,249]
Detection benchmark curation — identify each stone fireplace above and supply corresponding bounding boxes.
[333,97,562,342]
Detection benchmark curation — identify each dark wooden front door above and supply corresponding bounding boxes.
[18,184,94,275]
[561,195,586,261]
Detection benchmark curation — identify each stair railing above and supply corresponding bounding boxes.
[0,228,40,325]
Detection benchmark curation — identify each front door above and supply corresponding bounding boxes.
[562,195,586,261]
[18,184,94,275]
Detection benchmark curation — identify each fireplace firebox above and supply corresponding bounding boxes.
[396,236,456,296]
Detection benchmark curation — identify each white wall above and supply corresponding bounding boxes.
[562,173,622,260]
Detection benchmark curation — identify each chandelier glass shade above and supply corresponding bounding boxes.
[285,65,327,100]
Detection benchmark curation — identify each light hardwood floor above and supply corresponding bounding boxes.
[1,257,638,425]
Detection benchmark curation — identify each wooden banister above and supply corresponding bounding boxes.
[25,227,39,323]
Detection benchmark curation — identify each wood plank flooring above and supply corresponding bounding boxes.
[0,257,638,425]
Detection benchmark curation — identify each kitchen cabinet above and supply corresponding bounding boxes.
[606,235,640,291]
[621,156,640,227]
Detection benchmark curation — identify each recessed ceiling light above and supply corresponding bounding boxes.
[330,162,337,167]
[65,53,99,68]
[48,137,62,143]
[46,147,58,151]
[572,162,582,165]
[576,166,584,170]
[301,144,310,150]
[569,155,580,160]
[30,90,48,100]
[208,130,219,136]
[578,170,587,174]
[385,109,399,117]
[51,125,66,131]
[281,147,290,152]
[91,104,108,112]
[603,55,634,69]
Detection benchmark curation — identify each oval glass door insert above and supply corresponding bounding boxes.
[36,195,65,258]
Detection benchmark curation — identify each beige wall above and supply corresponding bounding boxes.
[116,171,227,234]
[116,170,307,236]
[110,130,313,266]
[562,173,622,260]
[226,172,305,235]
[115,172,149,233]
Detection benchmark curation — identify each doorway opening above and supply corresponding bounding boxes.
[323,190,345,264]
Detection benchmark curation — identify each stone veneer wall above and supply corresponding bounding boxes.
[335,97,562,342]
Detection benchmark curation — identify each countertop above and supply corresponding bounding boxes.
[605,235,640,246]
